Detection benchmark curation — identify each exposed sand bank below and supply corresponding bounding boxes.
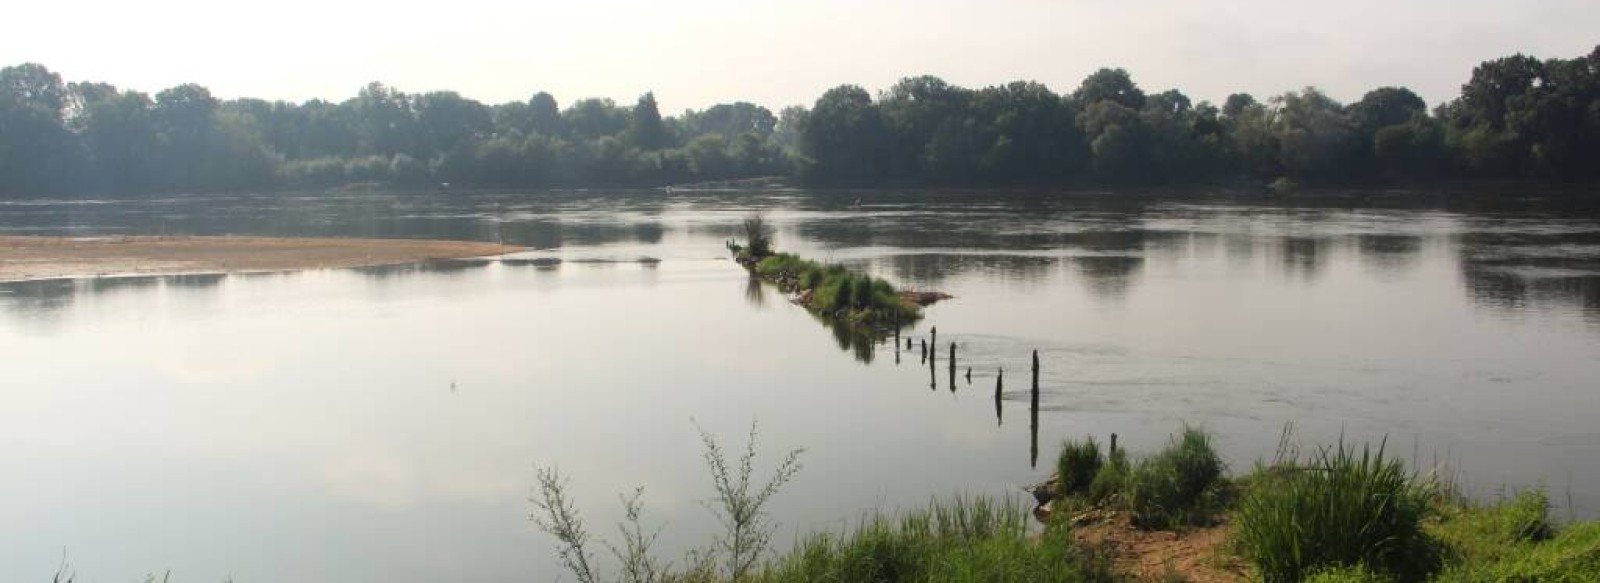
[0,235,521,282]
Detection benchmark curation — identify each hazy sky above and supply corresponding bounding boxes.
[5,0,1596,113]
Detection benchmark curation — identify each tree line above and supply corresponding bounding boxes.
[1,45,1596,197]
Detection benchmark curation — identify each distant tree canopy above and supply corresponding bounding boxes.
[1,46,1597,197]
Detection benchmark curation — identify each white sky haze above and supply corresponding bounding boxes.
[4,0,1596,112]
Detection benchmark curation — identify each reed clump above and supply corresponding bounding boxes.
[1233,439,1441,583]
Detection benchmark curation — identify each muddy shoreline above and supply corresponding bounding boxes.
[0,235,521,282]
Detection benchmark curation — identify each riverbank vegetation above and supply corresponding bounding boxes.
[533,424,1598,582]
[1043,427,1600,582]
[4,46,1598,197]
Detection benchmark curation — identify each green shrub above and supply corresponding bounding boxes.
[1088,446,1130,505]
[1428,488,1600,582]
[1055,437,1104,498]
[1234,439,1440,583]
[1126,426,1225,528]
[850,276,873,309]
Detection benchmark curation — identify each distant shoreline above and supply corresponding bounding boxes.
[0,235,521,283]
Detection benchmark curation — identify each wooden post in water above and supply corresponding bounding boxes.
[1031,350,1040,402]
[1029,396,1040,469]
[966,366,972,383]
[920,339,927,363]
[1110,433,1118,456]
[1029,350,1040,469]
[930,326,937,354]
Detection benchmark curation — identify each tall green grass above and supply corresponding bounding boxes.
[755,496,1117,583]
[1234,439,1440,583]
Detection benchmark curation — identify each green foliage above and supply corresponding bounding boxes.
[6,45,1600,196]
[1055,437,1104,498]
[1432,520,1600,583]
[740,213,773,259]
[1087,446,1130,506]
[1301,565,1392,583]
[1125,426,1226,528]
[1051,428,1224,529]
[1234,439,1440,583]
[756,496,1117,583]
[751,252,919,327]
[696,422,806,580]
[1426,488,1600,582]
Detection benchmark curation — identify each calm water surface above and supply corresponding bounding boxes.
[2,191,1598,582]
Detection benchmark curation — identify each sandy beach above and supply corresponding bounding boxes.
[0,235,522,282]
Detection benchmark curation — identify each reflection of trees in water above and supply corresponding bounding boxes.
[0,192,676,250]
[1458,230,1600,320]
[876,254,1059,287]
[1277,237,1328,280]
[0,273,225,322]
[162,273,226,289]
[352,259,490,280]
[1357,234,1423,275]
[1072,256,1144,300]
[821,312,880,364]
[0,279,78,322]
[1460,266,1600,319]
[744,276,765,307]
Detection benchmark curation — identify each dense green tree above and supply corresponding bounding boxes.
[0,63,78,195]
[626,92,668,150]
[1074,68,1146,110]
[799,85,889,185]
[4,46,1599,197]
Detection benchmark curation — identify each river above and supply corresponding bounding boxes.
[2,189,1597,582]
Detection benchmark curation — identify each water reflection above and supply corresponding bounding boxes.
[1072,256,1144,299]
[1356,234,1423,276]
[1458,228,1600,318]
[1278,237,1328,280]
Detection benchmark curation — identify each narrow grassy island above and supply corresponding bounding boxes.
[727,214,947,334]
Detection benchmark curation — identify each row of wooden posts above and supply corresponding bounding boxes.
[894,325,1041,399]
[894,325,1048,468]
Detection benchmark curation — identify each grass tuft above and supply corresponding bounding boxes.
[1234,438,1441,583]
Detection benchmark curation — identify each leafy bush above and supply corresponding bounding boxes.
[1126,425,1226,528]
[1055,437,1104,498]
[1234,439,1440,583]
[1088,445,1130,505]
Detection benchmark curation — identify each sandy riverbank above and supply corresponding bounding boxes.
[0,235,522,282]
